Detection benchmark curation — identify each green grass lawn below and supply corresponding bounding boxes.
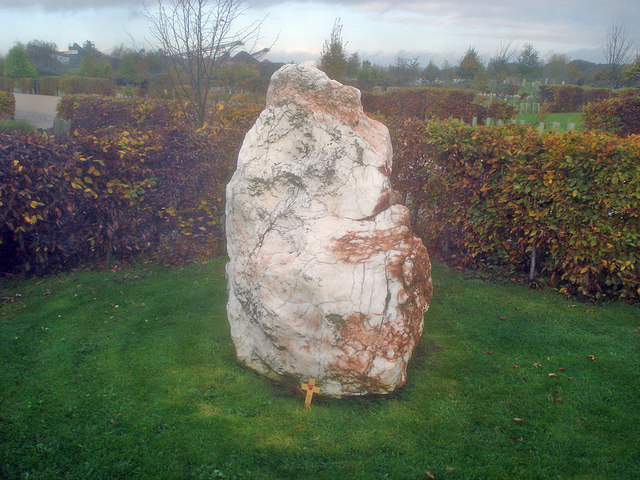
[0,118,36,133]
[515,112,585,132]
[1,258,638,479]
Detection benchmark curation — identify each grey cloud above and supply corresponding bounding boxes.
[0,0,144,11]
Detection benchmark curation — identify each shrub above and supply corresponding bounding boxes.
[615,88,640,98]
[0,98,263,274]
[584,96,640,136]
[539,85,584,112]
[487,100,515,122]
[57,95,175,131]
[391,119,640,300]
[539,85,610,113]
[0,133,97,272]
[57,77,116,96]
[362,88,487,123]
[0,77,37,94]
[0,76,116,96]
[0,91,15,119]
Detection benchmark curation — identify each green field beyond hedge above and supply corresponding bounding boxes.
[1,258,638,479]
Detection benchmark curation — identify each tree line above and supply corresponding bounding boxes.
[319,19,640,91]
[2,1,639,129]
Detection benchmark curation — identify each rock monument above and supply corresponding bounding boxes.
[225,62,432,396]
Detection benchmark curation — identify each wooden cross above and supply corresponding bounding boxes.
[301,379,320,409]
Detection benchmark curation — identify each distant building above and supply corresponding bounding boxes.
[52,48,80,69]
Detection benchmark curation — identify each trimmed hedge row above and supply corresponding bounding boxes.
[57,95,176,131]
[584,96,640,136]
[0,96,262,274]
[0,91,15,119]
[391,119,640,300]
[0,77,116,96]
[5,93,639,301]
[362,88,488,123]
[539,85,610,113]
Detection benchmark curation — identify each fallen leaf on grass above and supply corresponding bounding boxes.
[485,351,492,355]
[554,397,562,403]
[533,363,542,368]
[548,373,558,377]
[0,294,22,305]
[558,367,566,371]
[587,355,595,361]
[426,471,435,479]
[513,417,524,423]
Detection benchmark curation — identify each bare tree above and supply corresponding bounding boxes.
[604,21,634,91]
[488,38,517,82]
[144,0,265,126]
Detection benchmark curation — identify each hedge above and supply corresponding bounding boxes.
[362,88,487,123]
[487,100,515,122]
[539,85,610,113]
[391,119,640,301]
[0,91,15,119]
[0,78,37,94]
[57,95,176,131]
[584,96,640,136]
[0,96,262,274]
[4,94,639,301]
[0,76,116,96]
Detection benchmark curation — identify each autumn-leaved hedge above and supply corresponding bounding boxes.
[0,91,15,119]
[391,119,640,301]
[539,85,610,113]
[0,96,262,274]
[0,76,116,96]
[57,95,176,131]
[362,88,488,123]
[584,96,640,136]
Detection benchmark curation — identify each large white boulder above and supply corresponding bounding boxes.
[225,62,432,396]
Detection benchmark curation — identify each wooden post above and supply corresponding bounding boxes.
[529,247,537,283]
[301,379,320,409]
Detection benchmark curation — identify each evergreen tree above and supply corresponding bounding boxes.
[345,52,361,80]
[423,60,440,85]
[517,43,542,80]
[458,47,484,81]
[319,18,348,82]
[458,47,486,89]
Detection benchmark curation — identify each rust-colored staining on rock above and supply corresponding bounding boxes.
[332,227,408,265]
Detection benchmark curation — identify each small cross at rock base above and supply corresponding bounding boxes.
[301,379,320,409]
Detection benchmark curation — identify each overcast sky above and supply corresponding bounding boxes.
[0,0,638,66]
